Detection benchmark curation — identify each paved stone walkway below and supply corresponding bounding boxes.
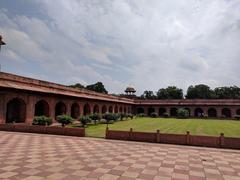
[0,132,240,180]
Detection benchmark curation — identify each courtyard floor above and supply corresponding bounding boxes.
[0,132,240,180]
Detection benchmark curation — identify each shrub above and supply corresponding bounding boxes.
[234,115,240,120]
[150,112,158,118]
[203,114,208,119]
[103,113,118,123]
[119,113,128,120]
[32,116,52,126]
[177,108,189,119]
[89,113,101,124]
[163,112,169,118]
[137,113,146,117]
[127,113,134,119]
[79,116,91,127]
[56,115,73,127]
[114,113,120,121]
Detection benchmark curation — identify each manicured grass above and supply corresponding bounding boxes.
[75,117,240,138]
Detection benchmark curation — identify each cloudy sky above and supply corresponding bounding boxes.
[0,0,240,95]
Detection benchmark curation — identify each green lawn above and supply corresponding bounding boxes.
[70,117,240,138]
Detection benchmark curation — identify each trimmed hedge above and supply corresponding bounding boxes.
[56,115,74,127]
[32,116,52,126]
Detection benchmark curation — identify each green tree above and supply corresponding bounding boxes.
[56,115,74,127]
[186,84,215,99]
[89,113,101,125]
[32,116,52,126]
[157,86,183,99]
[68,83,85,89]
[214,86,240,99]
[140,91,156,99]
[86,82,108,94]
[79,116,91,127]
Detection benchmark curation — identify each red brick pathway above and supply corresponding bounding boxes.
[0,131,240,180]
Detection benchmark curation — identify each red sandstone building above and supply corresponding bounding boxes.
[0,72,240,124]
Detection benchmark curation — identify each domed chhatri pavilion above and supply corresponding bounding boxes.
[0,71,240,124]
[125,86,136,95]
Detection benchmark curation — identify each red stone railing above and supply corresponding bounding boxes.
[0,124,85,137]
[105,128,240,149]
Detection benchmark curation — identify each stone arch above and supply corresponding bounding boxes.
[71,103,80,119]
[109,106,113,113]
[93,104,99,114]
[170,107,178,117]
[83,103,91,115]
[222,108,231,118]
[159,108,166,116]
[208,108,217,118]
[55,101,67,117]
[194,108,203,117]
[137,107,144,114]
[102,105,107,114]
[35,100,49,117]
[114,106,118,113]
[6,98,26,123]
[148,107,155,116]
[236,109,240,115]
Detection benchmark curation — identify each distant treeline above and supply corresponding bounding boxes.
[140,84,240,99]
[69,82,240,99]
[68,82,108,94]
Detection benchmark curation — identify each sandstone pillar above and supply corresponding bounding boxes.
[90,104,94,115]
[216,107,222,118]
[49,99,56,122]
[26,96,35,124]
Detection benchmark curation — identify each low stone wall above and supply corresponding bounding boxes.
[106,128,240,149]
[0,124,85,137]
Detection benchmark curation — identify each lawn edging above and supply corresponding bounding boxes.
[0,124,85,137]
[105,127,240,149]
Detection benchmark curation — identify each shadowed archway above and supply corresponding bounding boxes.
[236,109,240,115]
[159,108,166,116]
[93,105,99,114]
[6,98,26,123]
[83,104,91,115]
[194,108,203,117]
[35,100,49,117]
[170,108,177,117]
[222,108,231,118]
[55,102,67,117]
[137,107,144,114]
[148,107,155,116]
[114,106,118,113]
[119,107,123,113]
[109,106,113,113]
[208,108,217,118]
[102,105,107,114]
[71,103,80,119]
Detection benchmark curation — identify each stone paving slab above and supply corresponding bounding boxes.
[0,131,240,180]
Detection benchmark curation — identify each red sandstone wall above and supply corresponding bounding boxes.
[0,124,85,137]
[106,129,240,150]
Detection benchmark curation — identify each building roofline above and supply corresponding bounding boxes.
[1,72,240,106]
[0,72,134,104]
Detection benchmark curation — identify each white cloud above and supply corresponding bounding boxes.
[1,0,240,95]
